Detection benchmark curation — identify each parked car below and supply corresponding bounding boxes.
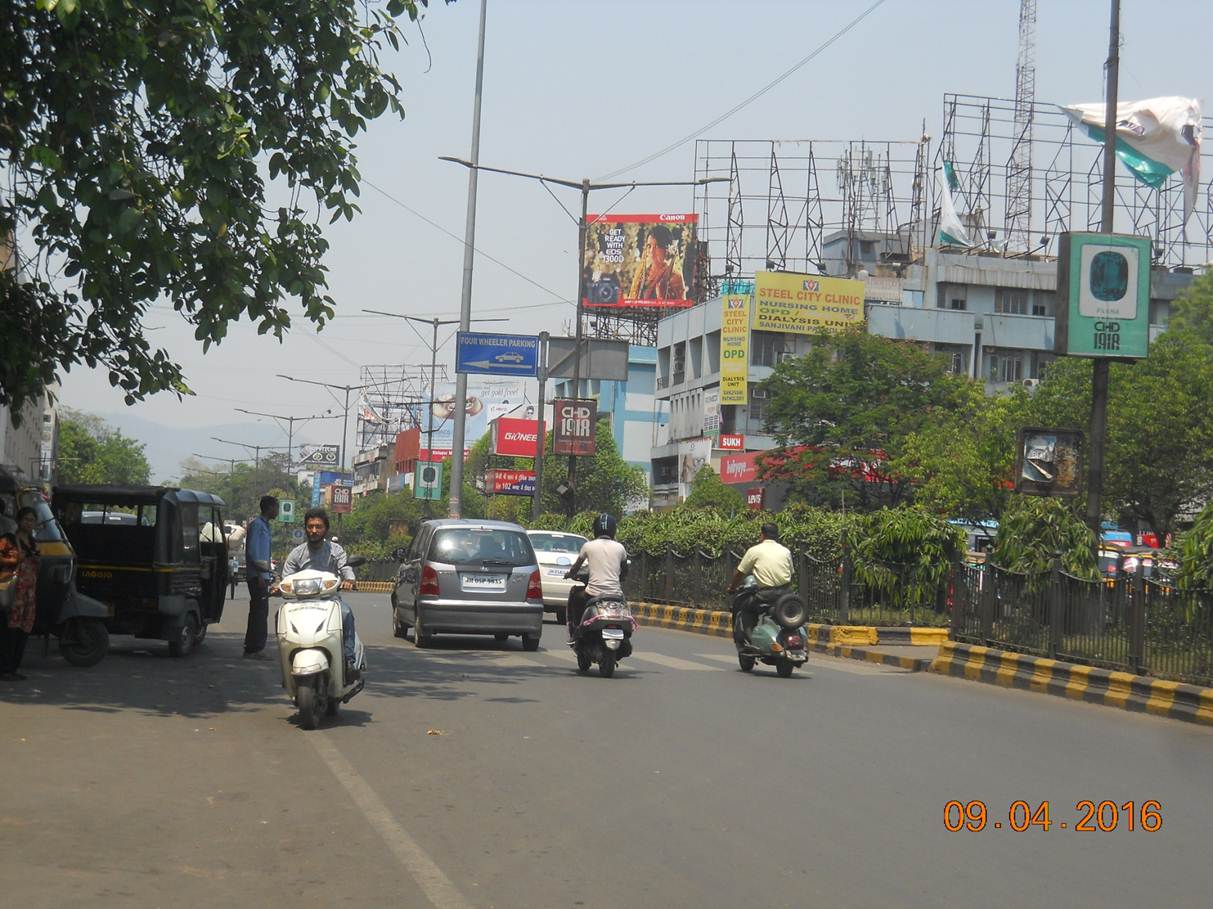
[526,530,588,624]
[392,519,544,650]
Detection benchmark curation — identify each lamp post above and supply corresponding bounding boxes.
[192,452,252,474]
[234,408,342,478]
[210,437,290,471]
[439,156,728,513]
[275,376,376,471]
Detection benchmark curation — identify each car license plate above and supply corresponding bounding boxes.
[546,568,566,578]
[461,574,506,592]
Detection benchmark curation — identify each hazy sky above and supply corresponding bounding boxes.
[57,0,1213,472]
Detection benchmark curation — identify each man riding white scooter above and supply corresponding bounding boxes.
[563,513,628,642]
[726,522,793,645]
[279,507,360,679]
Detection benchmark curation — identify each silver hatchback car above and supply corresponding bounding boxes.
[391,519,544,650]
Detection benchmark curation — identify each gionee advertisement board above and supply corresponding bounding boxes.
[752,271,864,334]
[582,214,697,309]
[491,418,544,458]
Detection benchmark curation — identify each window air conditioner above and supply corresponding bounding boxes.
[777,351,795,363]
[751,388,768,399]
[1022,378,1040,389]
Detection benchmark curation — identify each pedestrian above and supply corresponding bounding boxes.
[244,495,279,659]
[0,507,40,681]
[228,553,240,600]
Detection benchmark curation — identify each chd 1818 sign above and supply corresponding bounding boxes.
[1054,232,1151,359]
[553,399,597,456]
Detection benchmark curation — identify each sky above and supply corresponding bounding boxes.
[54,0,1213,479]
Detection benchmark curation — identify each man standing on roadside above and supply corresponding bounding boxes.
[244,495,278,659]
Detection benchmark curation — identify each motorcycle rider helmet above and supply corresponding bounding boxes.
[592,512,617,539]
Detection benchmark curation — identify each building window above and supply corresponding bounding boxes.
[749,388,769,426]
[937,283,967,311]
[988,353,1024,384]
[751,332,786,367]
[996,288,1028,315]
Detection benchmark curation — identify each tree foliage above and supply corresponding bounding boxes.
[683,465,745,514]
[760,328,981,510]
[56,408,151,485]
[0,0,437,415]
[992,497,1098,581]
[844,507,965,610]
[177,453,300,526]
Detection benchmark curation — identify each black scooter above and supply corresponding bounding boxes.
[565,567,636,678]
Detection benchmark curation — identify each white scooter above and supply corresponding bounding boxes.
[275,566,366,729]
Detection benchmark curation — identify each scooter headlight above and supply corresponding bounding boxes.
[291,578,322,597]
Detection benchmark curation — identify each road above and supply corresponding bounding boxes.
[2,590,1211,908]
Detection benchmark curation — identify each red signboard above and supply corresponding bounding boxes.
[553,399,597,456]
[745,487,764,510]
[717,433,745,451]
[719,451,762,485]
[492,418,544,458]
[487,468,537,496]
[330,485,353,514]
[420,448,453,462]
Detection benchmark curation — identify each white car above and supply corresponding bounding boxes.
[526,530,588,623]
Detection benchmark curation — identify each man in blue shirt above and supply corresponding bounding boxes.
[244,495,279,658]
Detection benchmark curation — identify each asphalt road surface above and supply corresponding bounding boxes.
[2,590,1211,908]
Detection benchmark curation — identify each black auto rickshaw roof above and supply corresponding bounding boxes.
[53,484,226,508]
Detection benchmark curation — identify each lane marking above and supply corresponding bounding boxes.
[629,652,716,672]
[695,652,895,676]
[308,733,472,909]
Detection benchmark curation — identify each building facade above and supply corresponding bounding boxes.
[650,250,1194,507]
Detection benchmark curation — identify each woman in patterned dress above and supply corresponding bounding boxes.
[0,506,39,681]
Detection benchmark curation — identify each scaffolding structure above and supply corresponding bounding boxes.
[936,92,1213,265]
[691,137,930,291]
[356,363,444,452]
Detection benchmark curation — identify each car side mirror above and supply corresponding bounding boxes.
[391,547,406,561]
[347,556,367,568]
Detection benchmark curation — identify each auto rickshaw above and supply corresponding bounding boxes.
[52,485,230,657]
[0,468,111,666]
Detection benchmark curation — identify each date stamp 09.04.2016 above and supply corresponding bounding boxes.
[944,800,1163,833]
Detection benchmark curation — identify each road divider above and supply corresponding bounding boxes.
[930,641,1213,726]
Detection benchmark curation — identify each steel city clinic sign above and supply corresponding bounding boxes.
[752,271,864,334]
[719,293,750,405]
[1054,232,1152,359]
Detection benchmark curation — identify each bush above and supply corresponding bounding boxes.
[1178,502,1213,589]
[845,506,965,609]
[992,497,1098,580]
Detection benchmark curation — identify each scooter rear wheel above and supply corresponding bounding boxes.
[576,648,592,673]
[598,652,616,678]
[776,658,796,679]
[738,653,756,673]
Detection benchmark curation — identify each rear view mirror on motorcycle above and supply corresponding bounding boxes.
[347,555,367,568]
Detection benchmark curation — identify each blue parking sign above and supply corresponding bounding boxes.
[456,331,540,377]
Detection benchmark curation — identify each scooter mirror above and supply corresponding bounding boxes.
[347,556,367,568]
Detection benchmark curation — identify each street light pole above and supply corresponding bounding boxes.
[1087,0,1120,543]
[210,437,290,471]
[276,376,375,471]
[438,157,728,515]
[234,409,341,478]
[192,453,251,474]
[449,0,490,519]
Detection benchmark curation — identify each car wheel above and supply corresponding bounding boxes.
[494,633,509,643]
[555,607,566,626]
[392,609,407,639]
[521,632,540,652]
[414,613,433,649]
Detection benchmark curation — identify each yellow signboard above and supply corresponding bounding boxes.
[752,271,865,334]
[719,293,750,405]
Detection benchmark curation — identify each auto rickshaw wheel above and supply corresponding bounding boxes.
[59,618,109,668]
[168,612,201,658]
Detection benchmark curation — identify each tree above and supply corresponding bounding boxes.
[1022,329,1213,538]
[683,465,745,515]
[0,0,437,416]
[892,390,1022,521]
[992,497,1098,581]
[177,453,300,525]
[761,328,982,510]
[334,489,422,560]
[538,422,648,518]
[57,409,151,485]
[1168,270,1213,345]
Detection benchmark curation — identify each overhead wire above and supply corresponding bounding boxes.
[596,0,890,180]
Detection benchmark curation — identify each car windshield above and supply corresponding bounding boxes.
[430,527,534,567]
[527,533,585,554]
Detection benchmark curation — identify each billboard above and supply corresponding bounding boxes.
[330,485,352,514]
[487,468,537,496]
[677,438,712,497]
[492,418,544,458]
[426,380,531,452]
[717,434,744,451]
[719,293,751,404]
[582,214,698,309]
[1013,428,1083,497]
[752,271,865,334]
[414,461,443,500]
[298,444,340,468]
[1054,232,1151,359]
[545,337,630,381]
[719,451,762,485]
[553,399,597,455]
[703,387,720,435]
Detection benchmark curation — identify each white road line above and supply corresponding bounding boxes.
[629,652,716,672]
[308,734,472,909]
[695,652,894,676]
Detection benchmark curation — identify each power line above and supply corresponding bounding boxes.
[597,0,890,180]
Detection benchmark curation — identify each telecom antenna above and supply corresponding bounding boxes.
[1006,0,1037,248]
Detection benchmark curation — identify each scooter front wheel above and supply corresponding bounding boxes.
[297,678,322,729]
